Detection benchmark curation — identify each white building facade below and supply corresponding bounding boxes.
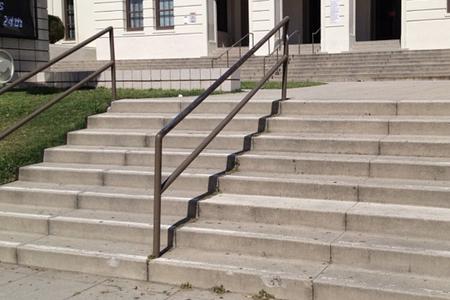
[47,0,450,60]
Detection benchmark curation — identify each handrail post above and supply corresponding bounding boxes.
[153,133,163,258]
[281,22,290,100]
[109,28,117,101]
[227,51,229,68]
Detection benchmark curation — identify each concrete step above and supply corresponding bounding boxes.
[219,173,450,207]
[252,133,450,157]
[0,230,44,264]
[18,163,216,192]
[87,113,262,132]
[17,235,149,280]
[67,129,248,150]
[236,152,450,182]
[149,248,326,300]
[0,181,197,214]
[268,115,450,136]
[49,209,176,244]
[110,99,274,115]
[314,266,450,300]
[279,100,450,116]
[188,198,450,278]
[44,145,232,169]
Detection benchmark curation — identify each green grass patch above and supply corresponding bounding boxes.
[241,81,324,90]
[0,87,214,185]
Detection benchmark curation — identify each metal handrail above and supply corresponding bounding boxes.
[211,32,255,68]
[312,28,321,54]
[263,29,301,76]
[289,30,302,56]
[153,17,291,258]
[0,27,116,141]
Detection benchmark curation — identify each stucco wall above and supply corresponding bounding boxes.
[0,0,49,79]
[403,0,450,50]
[95,0,209,60]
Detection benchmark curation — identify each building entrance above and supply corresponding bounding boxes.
[283,0,320,44]
[216,0,249,47]
[356,0,401,41]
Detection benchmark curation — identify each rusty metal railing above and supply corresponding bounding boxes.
[152,17,291,258]
[0,27,116,141]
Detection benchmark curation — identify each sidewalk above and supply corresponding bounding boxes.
[0,263,253,300]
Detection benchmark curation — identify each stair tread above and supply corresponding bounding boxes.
[316,265,450,298]
[92,112,263,119]
[0,230,45,246]
[55,208,182,227]
[205,193,355,213]
[154,248,328,280]
[19,235,150,260]
[241,151,450,165]
[70,128,252,137]
[272,115,450,121]
[182,219,343,245]
[0,181,197,199]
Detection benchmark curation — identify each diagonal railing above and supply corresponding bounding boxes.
[0,27,116,141]
[152,16,291,258]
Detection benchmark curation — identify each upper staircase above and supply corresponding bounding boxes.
[1,86,450,299]
[51,48,450,82]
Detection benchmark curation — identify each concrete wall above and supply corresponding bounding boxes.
[95,0,209,60]
[0,0,49,79]
[403,0,450,50]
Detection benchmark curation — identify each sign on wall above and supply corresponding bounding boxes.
[0,0,37,39]
[330,0,341,25]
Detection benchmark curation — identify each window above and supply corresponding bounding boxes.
[156,0,174,29]
[126,0,144,31]
[64,0,76,40]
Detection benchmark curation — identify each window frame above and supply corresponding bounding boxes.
[64,0,76,40]
[126,0,144,31]
[156,0,175,30]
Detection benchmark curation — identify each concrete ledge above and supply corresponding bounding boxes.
[35,68,241,92]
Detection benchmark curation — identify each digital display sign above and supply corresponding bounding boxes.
[0,0,37,39]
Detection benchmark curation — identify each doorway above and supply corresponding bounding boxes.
[283,0,320,44]
[216,0,249,47]
[356,0,401,41]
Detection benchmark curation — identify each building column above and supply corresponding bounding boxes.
[321,0,352,53]
[249,0,281,56]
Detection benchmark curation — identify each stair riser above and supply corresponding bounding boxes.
[0,245,18,264]
[0,215,48,235]
[44,150,229,170]
[78,193,189,215]
[254,138,450,158]
[176,230,331,262]
[238,157,450,181]
[49,219,167,245]
[149,261,311,300]
[219,178,358,201]
[0,189,77,209]
[111,102,272,115]
[68,132,245,150]
[359,186,450,208]
[313,283,434,300]
[17,247,148,281]
[88,117,259,132]
[268,120,388,135]
[347,214,450,241]
[280,103,397,116]
[390,122,450,136]
[253,138,380,155]
[19,168,210,192]
[332,245,450,278]
[198,202,347,230]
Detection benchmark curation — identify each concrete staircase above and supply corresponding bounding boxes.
[51,48,450,82]
[1,90,450,299]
